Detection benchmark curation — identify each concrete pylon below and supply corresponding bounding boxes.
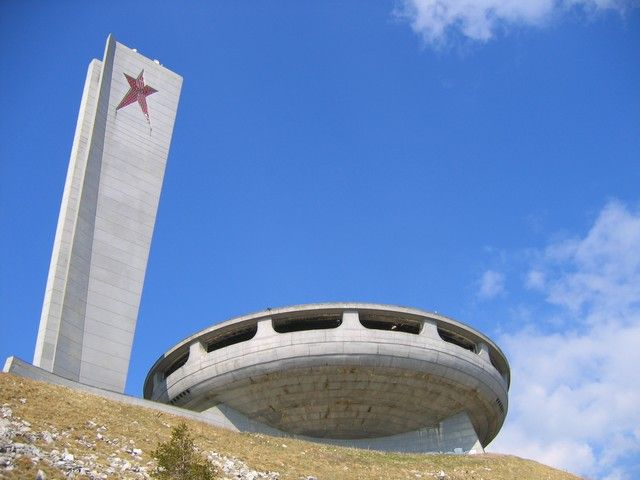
[33,36,182,392]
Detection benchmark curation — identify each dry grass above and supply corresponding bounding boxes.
[0,373,581,480]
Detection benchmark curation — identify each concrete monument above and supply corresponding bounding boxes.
[32,36,182,393]
[145,303,510,453]
[6,36,512,454]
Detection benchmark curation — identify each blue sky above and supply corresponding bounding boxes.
[1,1,639,478]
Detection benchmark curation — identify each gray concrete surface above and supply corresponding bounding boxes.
[33,36,182,393]
[145,304,509,452]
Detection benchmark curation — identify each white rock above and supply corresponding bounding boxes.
[0,418,11,437]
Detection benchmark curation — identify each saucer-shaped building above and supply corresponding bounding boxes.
[144,303,509,453]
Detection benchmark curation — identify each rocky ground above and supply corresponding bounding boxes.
[0,373,581,480]
[1,403,280,479]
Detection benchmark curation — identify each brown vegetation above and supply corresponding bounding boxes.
[0,373,581,480]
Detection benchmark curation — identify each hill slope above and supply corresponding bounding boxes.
[0,373,580,480]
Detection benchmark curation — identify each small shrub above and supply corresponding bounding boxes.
[151,423,219,480]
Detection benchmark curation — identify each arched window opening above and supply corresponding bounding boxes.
[489,349,511,386]
[359,314,421,335]
[164,352,189,379]
[437,327,476,352]
[273,314,342,333]
[206,324,258,353]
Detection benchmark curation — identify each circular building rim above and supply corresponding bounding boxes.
[144,302,510,398]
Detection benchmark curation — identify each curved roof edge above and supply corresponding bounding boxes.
[145,303,510,391]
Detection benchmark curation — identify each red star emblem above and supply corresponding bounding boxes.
[116,70,158,122]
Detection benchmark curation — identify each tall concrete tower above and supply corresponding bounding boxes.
[33,36,182,393]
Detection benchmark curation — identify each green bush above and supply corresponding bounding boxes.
[151,423,219,480]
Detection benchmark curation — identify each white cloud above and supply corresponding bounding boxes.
[478,269,505,299]
[490,201,640,479]
[543,201,640,319]
[395,0,633,45]
[526,269,546,290]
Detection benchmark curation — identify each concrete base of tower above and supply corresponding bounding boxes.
[208,401,484,453]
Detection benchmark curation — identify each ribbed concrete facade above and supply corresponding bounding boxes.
[33,36,182,393]
[145,303,510,452]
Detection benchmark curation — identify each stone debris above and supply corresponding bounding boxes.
[41,431,55,444]
[0,402,281,480]
[208,451,280,480]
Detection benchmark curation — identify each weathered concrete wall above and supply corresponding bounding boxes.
[145,304,509,450]
[33,36,182,393]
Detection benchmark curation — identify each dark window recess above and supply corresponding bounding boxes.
[169,388,191,405]
[359,315,421,335]
[490,356,501,374]
[437,327,476,352]
[489,350,508,382]
[495,397,505,414]
[206,324,258,353]
[273,315,342,333]
[164,353,189,379]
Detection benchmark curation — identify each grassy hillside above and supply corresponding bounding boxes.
[0,373,580,480]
